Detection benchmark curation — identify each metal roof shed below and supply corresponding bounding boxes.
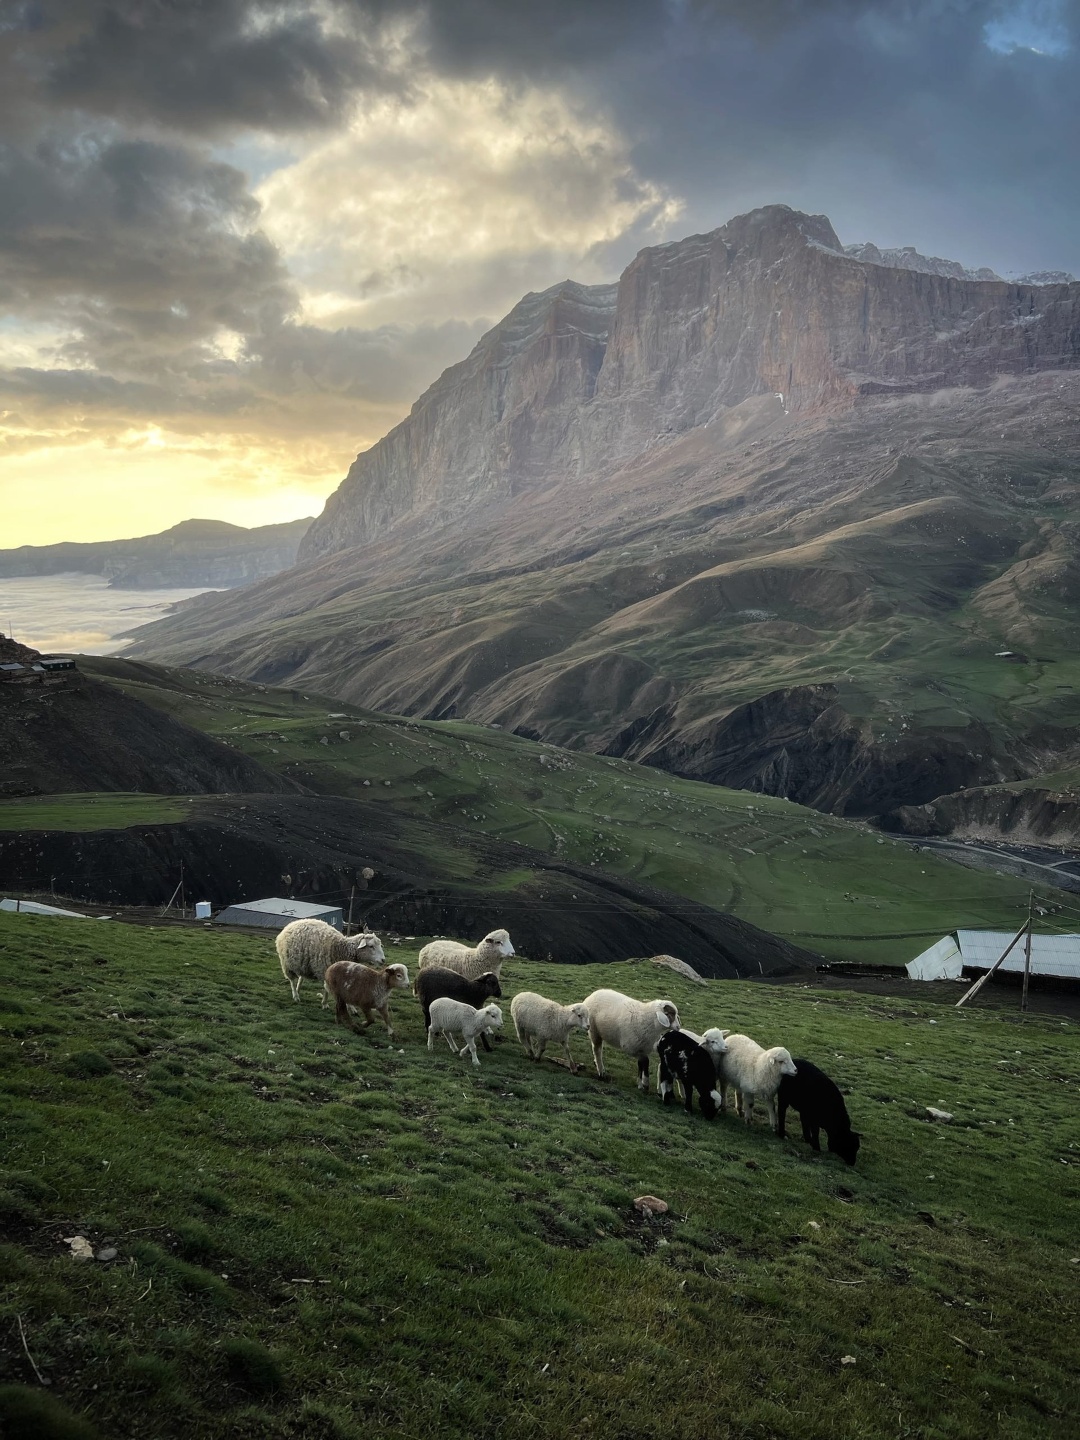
[956,929,1080,981]
[906,935,963,981]
[214,897,344,931]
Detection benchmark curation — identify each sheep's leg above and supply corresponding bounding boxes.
[463,1037,480,1067]
[590,1033,606,1079]
[742,1093,753,1126]
[334,996,356,1032]
[444,1033,459,1053]
[562,1039,578,1075]
[808,1124,821,1152]
[319,979,329,1009]
[358,1005,375,1030]
[480,1032,494,1053]
[683,1074,695,1115]
[718,1078,729,1112]
[658,1057,673,1104]
[377,1002,394,1039]
[777,1096,789,1140]
[535,1039,547,1061]
[735,1088,745,1118]
[288,973,302,1001]
[637,1056,650,1092]
[765,1096,779,1132]
[427,1027,435,1052]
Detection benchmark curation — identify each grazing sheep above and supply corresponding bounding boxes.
[657,1031,725,1118]
[323,960,410,1039]
[510,992,591,1073]
[581,989,680,1091]
[427,998,504,1067]
[718,1034,797,1130]
[276,919,385,1003]
[778,1058,861,1165]
[417,928,515,980]
[666,1026,729,1102]
[415,967,502,1052]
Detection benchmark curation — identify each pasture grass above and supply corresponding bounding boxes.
[1,912,1078,1439]
[0,795,189,833]
[81,660,1042,963]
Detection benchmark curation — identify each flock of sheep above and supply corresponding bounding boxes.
[275,918,861,1166]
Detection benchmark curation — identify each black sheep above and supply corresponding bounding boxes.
[777,1058,861,1165]
[414,967,502,1052]
[657,1031,720,1119]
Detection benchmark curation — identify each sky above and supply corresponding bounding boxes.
[1,0,1078,547]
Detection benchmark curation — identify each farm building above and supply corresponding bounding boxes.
[908,929,1080,981]
[214,896,344,931]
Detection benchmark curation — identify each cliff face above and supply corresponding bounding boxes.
[301,205,1080,557]
[299,279,617,561]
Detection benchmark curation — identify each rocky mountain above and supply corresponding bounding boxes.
[0,516,312,589]
[127,205,1080,834]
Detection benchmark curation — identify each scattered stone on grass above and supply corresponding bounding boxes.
[840,1355,857,1365]
[634,1195,668,1215]
[927,1107,953,1122]
[95,1246,118,1262]
[64,1235,94,1261]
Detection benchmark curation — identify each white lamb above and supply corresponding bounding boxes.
[671,1027,730,1100]
[427,998,504,1067]
[510,992,591,1074]
[581,989,680,1091]
[718,1033,798,1130]
[418,929,515,981]
[276,919,386,1003]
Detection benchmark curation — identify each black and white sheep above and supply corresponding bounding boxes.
[323,960,410,1039]
[276,919,385,1003]
[657,1031,725,1118]
[426,998,504,1067]
[580,989,680,1091]
[718,1033,797,1129]
[417,928,515,980]
[510,992,591,1073]
[777,1058,861,1165]
[414,966,502,1052]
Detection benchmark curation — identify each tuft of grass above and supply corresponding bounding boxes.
[220,1338,285,1397]
[0,1385,102,1440]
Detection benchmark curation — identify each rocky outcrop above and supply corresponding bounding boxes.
[0,517,312,589]
[878,784,1080,846]
[300,205,1080,558]
[842,241,1001,282]
[607,684,1008,817]
[299,280,618,561]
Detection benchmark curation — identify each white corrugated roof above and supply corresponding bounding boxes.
[907,935,963,981]
[225,897,340,918]
[956,929,1080,979]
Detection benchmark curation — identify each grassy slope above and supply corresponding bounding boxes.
[1,914,1077,1440]
[80,661,1045,965]
[0,795,189,832]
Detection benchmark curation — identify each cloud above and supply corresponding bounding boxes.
[255,76,681,328]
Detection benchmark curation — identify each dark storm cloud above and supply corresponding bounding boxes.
[0,130,295,374]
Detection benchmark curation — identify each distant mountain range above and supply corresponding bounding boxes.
[125,205,1080,837]
[0,516,313,589]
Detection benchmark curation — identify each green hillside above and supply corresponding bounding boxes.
[1,914,1077,1439]
[80,658,1047,965]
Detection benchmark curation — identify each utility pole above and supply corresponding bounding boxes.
[1021,888,1034,1013]
[346,885,356,935]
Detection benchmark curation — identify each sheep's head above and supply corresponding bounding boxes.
[356,933,386,965]
[481,1003,504,1029]
[830,1130,861,1167]
[567,1003,591,1031]
[481,928,515,958]
[654,1001,680,1031]
[701,1027,729,1055]
[477,971,502,998]
[768,1047,797,1076]
[385,963,410,990]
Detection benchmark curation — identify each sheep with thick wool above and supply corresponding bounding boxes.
[510,992,591,1074]
[417,928,514,981]
[581,989,680,1091]
[717,1033,797,1129]
[427,998,504,1067]
[276,919,385,1003]
[323,960,410,1039]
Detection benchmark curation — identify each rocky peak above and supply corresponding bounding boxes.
[300,205,1080,560]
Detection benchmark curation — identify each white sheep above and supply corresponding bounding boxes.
[718,1033,798,1130]
[427,998,504,1067]
[276,919,386,1003]
[580,988,680,1091]
[510,992,591,1074]
[417,929,514,981]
